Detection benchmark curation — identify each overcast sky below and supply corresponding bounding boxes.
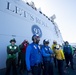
[24,0,76,43]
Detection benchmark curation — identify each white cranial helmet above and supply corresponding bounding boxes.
[56,45,60,49]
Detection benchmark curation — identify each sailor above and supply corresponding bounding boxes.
[55,45,65,75]
[5,38,18,75]
[26,34,42,75]
[18,40,29,74]
[41,39,54,75]
[51,40,57,67]
[63,41,74,70]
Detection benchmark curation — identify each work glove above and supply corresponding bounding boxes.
[50,54,55,57]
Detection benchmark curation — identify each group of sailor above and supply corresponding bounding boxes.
[5,34,75,75]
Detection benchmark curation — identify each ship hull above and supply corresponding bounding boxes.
[0,0,63,69]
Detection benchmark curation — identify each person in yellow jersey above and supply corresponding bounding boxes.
[51,40,57,67]
[55,45,65,75]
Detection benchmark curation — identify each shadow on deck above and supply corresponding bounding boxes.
[0,58,76,75]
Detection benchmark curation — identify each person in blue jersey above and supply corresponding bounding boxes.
[41,39,54,75]
[25,34,42,75]
[63,41,74,70]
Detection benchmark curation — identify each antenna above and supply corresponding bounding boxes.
[38,8,41,12]
[22,0,27,2]
[30,1,35,8]
[50,14,56,21]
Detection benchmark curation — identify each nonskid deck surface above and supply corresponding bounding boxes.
[0,58,76,75]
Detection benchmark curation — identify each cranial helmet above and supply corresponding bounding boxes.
[10,38,16,43]
[53,40,57,44]
[43,39,49,44]
[56,45,60,49]
[22,40,29,44]
[32,34,40,41]
[65,41,69,44]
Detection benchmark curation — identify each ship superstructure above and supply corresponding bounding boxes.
[0,0,63,69]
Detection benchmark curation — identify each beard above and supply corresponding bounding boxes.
[36,40,40,44]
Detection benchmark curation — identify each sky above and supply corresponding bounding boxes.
[23,0,76,43]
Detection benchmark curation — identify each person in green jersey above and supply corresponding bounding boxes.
[5,38,18,75]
